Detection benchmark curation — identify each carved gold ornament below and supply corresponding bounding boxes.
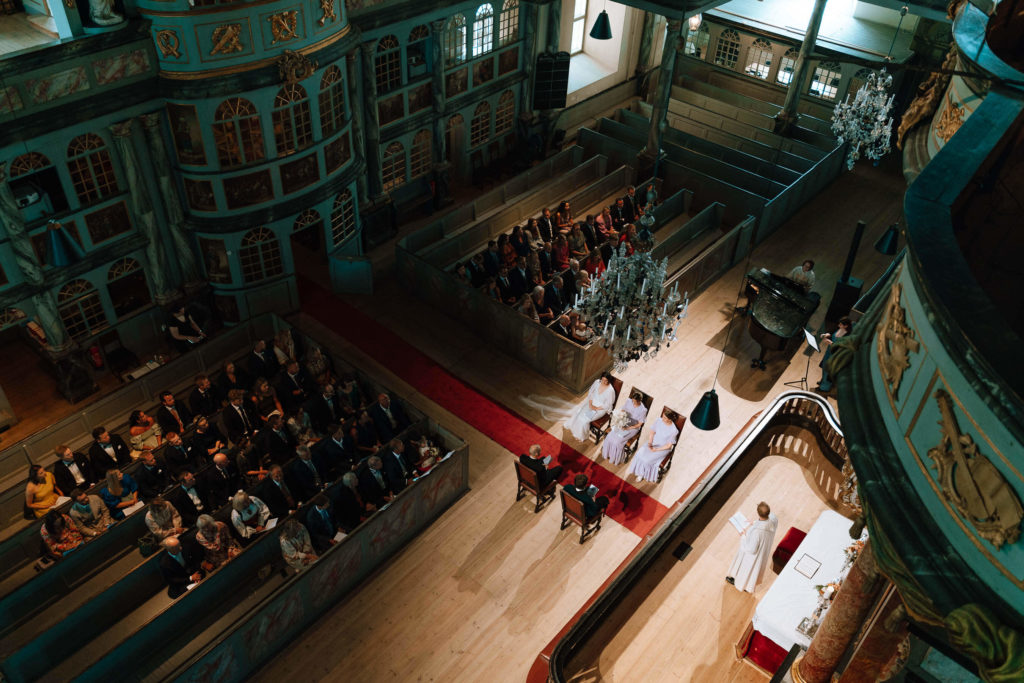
[210,24,244,55]
[64,0,75,8]
[318,0,337,26]
[927,390,1022,549]
[934,92,965,143]
[877,282,920,400]
[155,29,182,58]
[269,11,299,44]
[110,119,135,138]
[897,45,957,149]
[278,50,318,85]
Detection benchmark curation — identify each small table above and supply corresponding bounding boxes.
[123,359,164,382]
[751,509,856,651]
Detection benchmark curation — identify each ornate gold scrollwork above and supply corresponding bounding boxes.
[877,282,920,401]
[268,11,299,44]
[210,24,244,55]
[318,0,337,26]
[927,390,1023,549]
[64,0,75,9]
[155,29,182,58]
[935,92,965,143]
[277,50,318,85]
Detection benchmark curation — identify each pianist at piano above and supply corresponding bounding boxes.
[744,268,820,371]
[787,260,817,293]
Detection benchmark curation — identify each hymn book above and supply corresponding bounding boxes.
[729,511,750,534]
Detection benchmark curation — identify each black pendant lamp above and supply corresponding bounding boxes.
[874,223,899,255]
[690,389,720,431]
[590,10,612,40]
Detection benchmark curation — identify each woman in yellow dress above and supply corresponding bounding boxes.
[25,464,61,518]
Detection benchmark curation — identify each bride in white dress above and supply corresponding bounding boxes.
[628,410,680,483]
[565,373,617,442]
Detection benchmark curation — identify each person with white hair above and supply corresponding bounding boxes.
[279,519,318,572]
[230,490,270,539]
[144,497,185,540]
[195,514,241,568]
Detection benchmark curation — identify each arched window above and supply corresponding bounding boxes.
[10,152,49,177]
[381,141,407,192]
[319,66,347,137]
[0,308,26,331]
[9,152,69,214]
[408,25,430,78]
[495,90,515,136]
[410,130,432,179]
[58,279,107,341]
[473,4,494,57]
[810,61,842,100]
[330,190,356,245]
[238,227,283,283]
[776,47,799,85]
[713,29,740,69]
[66,134,118,204]
[107,257,150,318]
[684,24,710,58]
[744,38,773,79]
[375,35,402,93]
[847,68,874,100]
[272,84,313,156]
[294,209,322,232]
[499,0,519,46]
[470,101,490,147]
[446,114,464,163]
[445,15,467,66]
[212,98,265,168]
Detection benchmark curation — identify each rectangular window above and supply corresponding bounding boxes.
[570,0,587,55]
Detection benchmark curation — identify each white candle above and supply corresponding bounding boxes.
[661,324,666,341]
[626,325,631,341]
[640,278,646,296]
[603,318,609,335]
[617,273,621,290]
[610,325,616,342]
[662,303,666,316]
[619,306,624,319]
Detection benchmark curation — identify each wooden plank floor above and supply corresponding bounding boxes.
[253,158,904,682]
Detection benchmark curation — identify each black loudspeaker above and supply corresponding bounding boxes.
[533,52,570,110]
[826,277,864,322]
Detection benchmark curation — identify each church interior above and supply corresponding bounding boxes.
[0,0,1021,680]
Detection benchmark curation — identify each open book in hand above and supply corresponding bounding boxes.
[542,456,552,466]
[729,511,750,534]
[587,484,599,496]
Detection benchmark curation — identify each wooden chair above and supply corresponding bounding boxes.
[588,375,624,444]
[622,388,655,461]
[559,488,604,544]
[656,408,688,482]
[514,461,557,513]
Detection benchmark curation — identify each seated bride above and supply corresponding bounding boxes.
[565,372,617,442]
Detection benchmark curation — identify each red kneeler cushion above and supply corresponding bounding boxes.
[771,526,807,574]
[742,629,789,674]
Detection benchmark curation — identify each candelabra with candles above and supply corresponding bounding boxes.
[831,69,895,170]
[575,243,687,370]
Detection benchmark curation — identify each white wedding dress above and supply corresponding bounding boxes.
[565,380,616,442]
[628,418,680,483]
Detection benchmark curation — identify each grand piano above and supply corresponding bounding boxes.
[745,268,819,370]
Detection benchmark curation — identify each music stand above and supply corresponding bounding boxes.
[784,329,820,390]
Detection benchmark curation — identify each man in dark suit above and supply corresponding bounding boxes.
[286,445,326,502]
[51,444,96,496]
[565,473,609,518]
[305,495,339,553]
[89,426,131,475]
[357,456,391,508]
[467,253,488,288]
[368,393,411,443]
[163,431,202,477]
[536,208,554,243]
[553,315,574,340]
[168,471,210,527]
[580,217,598,251]
[544,275,568,314]
[610,198,628,230]
[495,265,517,305]
[222,390,256,444]
[260,465,298,518]
[519,444,563,487]
[563,261,579,301]
[509,257,530,299]
[156,391,193,436]
[276,360,313,412]
[188,374,221,418]
[313,424,354,479]
[308,383,343,435]
[188,417,225,462]
[482,240,501,276]
[537,242,554,280]
[247,339,278,381]
[159,536,206,599]
[621,185,639,222]
[136,450,172,501]
[260,413,296,466]
[600,230,618,264]
[205,453,242,506]
[330,472,369,532]
[380,439,413,495]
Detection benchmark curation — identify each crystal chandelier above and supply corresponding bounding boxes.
[831,69,895,170]
[576,239,687,370]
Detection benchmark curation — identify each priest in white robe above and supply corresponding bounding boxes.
[726,502,778,593]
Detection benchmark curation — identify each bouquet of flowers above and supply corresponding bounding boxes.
[842,539,866,571]
[610,409,633,432]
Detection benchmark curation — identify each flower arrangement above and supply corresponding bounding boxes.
[610,409,633,432]
[842,539,866,571]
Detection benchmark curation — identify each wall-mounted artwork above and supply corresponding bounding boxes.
[446,68,468,99]
[85,201,133,245]
[473,58,494,87]
[499,47,519,76]
[223,169,273,209]
[184,178,217,211]
[378,93,403,127]
[324,131,351,174]
[280,152,319,195]
[167,103,207,166]
[408,83,431,114]
[200,237,232,284]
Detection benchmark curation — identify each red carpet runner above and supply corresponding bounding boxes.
[298,279,670,537]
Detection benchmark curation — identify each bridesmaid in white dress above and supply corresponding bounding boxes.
[628,410,680,483]
[601,392,648,465]
[565,373,617,442]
